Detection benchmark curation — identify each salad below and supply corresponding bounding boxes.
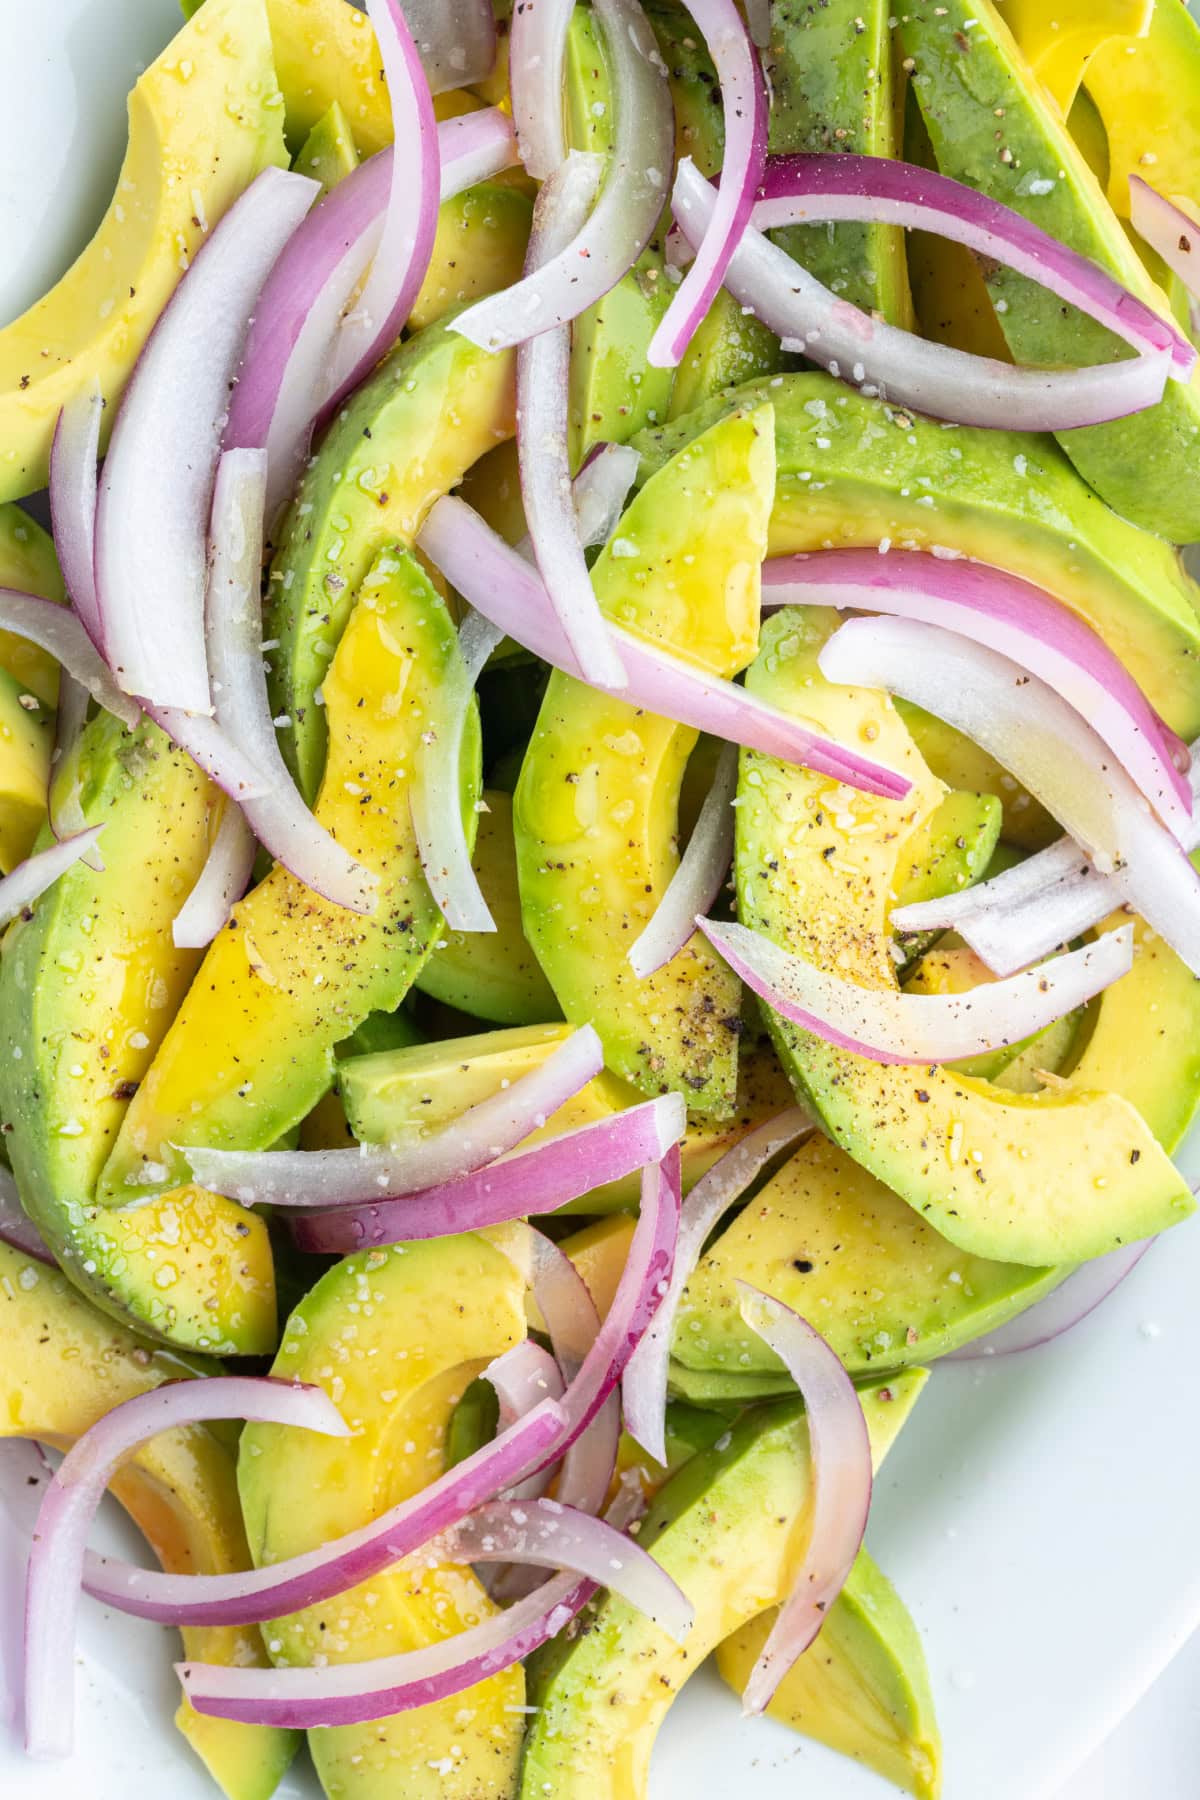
[2,0,1200,1794]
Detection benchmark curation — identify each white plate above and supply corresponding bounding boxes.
[2,3,1199,1795]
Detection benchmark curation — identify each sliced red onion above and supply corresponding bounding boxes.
[23,1376,348,1758]
[94,167,318,715]
[485,1340,565,1502]
[1130,176,1200,313]
[401,0,496,92]
[185,1023,606,1206]
[224,109,519,520]
[508,0,572,180]
[205,448,378,914]
[451,0,674,354]
[893,829,1103,942]
[144,704,272,804]
[736,1284,872,1713]
[820,616,1200,977]
[628,742,737,980]
[171,803,257,951]
[765,550,1192,838]
[525,1228,621,1520]
[0,1167,54,1266]
[319,0,441,418]
[573,442,641,549]
[0,1440,47,1731]
[647,1,768,369]
[671,160,1172,430]
[47,674,99,864]
[48,385,104,648]
[753,156,1192,375]
[0,827,106,936]
[0,589,138,730]
[416,497,912,798]
[290,1092,685,1253]
[698,915,1133,1064]
[622,1109,813,1465]
[519,154,628,691]
[945,1240,1154,1360]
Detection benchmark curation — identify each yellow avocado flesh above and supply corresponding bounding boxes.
[291,100,360,194]
[0,506,63,871]
[734,609,1192,1267]
[0,0,286,504]
[238,1235,530,1799]
[518,1372,932,1800]
[99,553,478,1203]
[0,715,275,1353]
[0,1241,294,1800]
[0,502,66,702]
[1002,0,1153,115]
[265,0,393,154]
[1084,0,1200,218]
[338,1021,795,1215]
[409,184,533,335]
[514,406,776,1117]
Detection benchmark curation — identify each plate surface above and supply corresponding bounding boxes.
[2,3,1199,1795]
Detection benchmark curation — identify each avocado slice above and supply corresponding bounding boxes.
[0,505,61,870]
[1082,0,1200,220]
[731,607,1193,1267]
[0,713,277,1352]
[97,550,479,1203]
[410,182,533,334]
[892,791,1003,912]
[514,405,775,1116]
[239,1233,532,1800]
[1001,0,1153,117]
[0,1240,295,1800]
[265,0,395,156]
[0,501,66,701]
[518,1371,934,1799]
[898,0,1200,543]
[633,373,1200,737]
[291,99,359,195]
[666,289,785,419]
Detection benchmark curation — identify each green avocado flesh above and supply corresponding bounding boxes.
[291,100,359,194]
[898,0,1200,543]
[518,1372,934,1800]
[634,373,1200,737]
[514,405,775,1117]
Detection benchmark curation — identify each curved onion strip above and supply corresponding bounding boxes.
[629,742,737,979]
[893,834,1095,939]
[172,803,257,951]
[145,704,272,803]
[519,154,627,690]
[622,1109,813,1465]
[401,0,496,91]
[736,1284,872,1713]
[48,384,104,647]
[820,615,1200,977]
[185,1024,605,1206]
[525,1229,621,1519]
[699,914,1133,1064]
[945,1241,1154,1361]
[206,448,378,913]
[417,497,911,798]
[0,1167,54,1266]
[411,607,502,932]
[0,589,138,730]
[47,675,100,866]
[452,0,674,353]
[508,0,573,179]
[290,1093,685,1253]
[573,442,641,549]
[765,549,1192,836]
[754,156,1191,374]
[0,827,105,937]
[647,1,768,368]
[1130,176,1200,315]
[671,160,1172,430]
[485,1339,565,1502]
[94,167,317,713]
[23,1377,348,1757]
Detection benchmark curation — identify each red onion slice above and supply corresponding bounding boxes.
[452,0,674,354]
[628,742,737,979]
[23,1377,348,1758]
[524,1228,621,1520]
[622,1108,813,1465]
[671,160,1172,430]
[0,589,138,730]
[46,674,98,863]
[416,496,912,798]
[486,1340,565,1502]
[171,803,257,951]
[401,0,496,92]
[647,1,768,369]
[48,385,104,648]
[698,915,1133,1064]
[185,1023,606,1207]
[572,442,641,549]
[0,1167,54,1266]
[206,448,378,914]
[754,155,1191,375]
[820,616,1200,977]
[144,705,272,804]
[412,606,502,933]
[736,1284,872,1713]
[0,827,106,935]
[519,154,628,691]
[94,167,318,714]
[290,1092,686,1254]
[1130,176,1200,313]
[509,0,573,180]
[765,549,1192,838]
[945,1241,1154,1361]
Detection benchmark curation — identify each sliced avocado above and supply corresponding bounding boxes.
[291,99,359,194]
[518,1371,932,1799]
[410,182,533,334]
[732,607,1193,1266]
[267,315,515,800]
[716,1549,941,1800]
[901,942,1074,1083]
[898,0,1200,543]
[0,1241,295,1800]
[414,789,561,1025]
[667,290,784,420]
[633,372,1200,736]
[666,1360,797,1404]
[893,700,1059,850]
[97,550,479,1203]
[239,1234,531,1799]
[1083,0,1200,219]
[892,791,1003,912]
[0,502,66,701]
[514,405,775,1115]
[265,0,394,155]
[0,713,276,1352]
[0,505,60,872]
